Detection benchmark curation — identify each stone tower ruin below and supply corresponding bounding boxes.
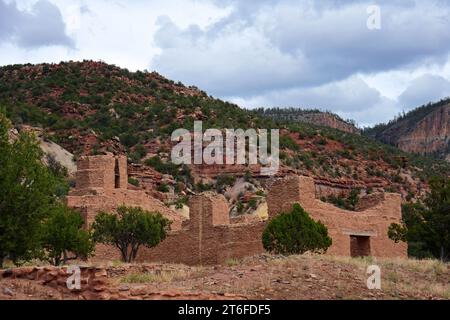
[74,154,128,192]
[67,154,184,230]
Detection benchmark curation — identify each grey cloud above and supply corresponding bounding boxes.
[265,1,450,75]
[80,4,91,15]
[0,0,74,49]
[152,15,308,97]
[151,0,450,99]
[242,77,382,113]
[228,76,401,125]
[398,74,450,109]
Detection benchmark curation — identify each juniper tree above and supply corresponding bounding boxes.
[0,111,58,267]
[91,206,170,263]
[262,203,332,255]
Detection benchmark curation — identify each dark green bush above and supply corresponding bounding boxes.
[157,183,170,193]
[262,203,332,255]
[128,177,140,187]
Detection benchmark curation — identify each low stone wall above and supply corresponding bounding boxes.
[0,266,109,299]
[67,189,184,230]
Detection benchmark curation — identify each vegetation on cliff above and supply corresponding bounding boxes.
[364,98,450,160]
[0,61,449,202]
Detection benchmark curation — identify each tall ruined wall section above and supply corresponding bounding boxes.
[74,155,127,191]
[138,193,265,265]
[67,154,186,262]
[267,176,407,258]
[67,154,184,229]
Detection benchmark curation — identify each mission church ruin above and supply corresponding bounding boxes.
[67,154,406,264]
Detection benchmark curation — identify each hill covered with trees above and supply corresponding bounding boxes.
[0,61,449,204]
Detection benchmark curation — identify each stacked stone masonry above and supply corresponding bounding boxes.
[266,176,407,258]
[67,156,406,265]
[0,265,109,300]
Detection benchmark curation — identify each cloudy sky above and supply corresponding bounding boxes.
[1,0,450,126]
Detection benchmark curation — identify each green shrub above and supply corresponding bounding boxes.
[92,206,170,263]
[128,177,140,187]
[236,201,245,214]
[322,189,360,211]
[215,174,236,192]
[248,198,258,210]
[196,181,213,192]
[145,156,180,178]
[280,135,300,151]
[262,204,332,255]
[41,204,94,266]
[157,183,170,193]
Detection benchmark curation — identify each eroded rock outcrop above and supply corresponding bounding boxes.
[367,101,450,161]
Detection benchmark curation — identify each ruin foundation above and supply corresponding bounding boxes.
[67,156,406,265]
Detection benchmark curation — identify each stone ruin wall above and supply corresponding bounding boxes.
[137,193,266,265]
[0,265,109,300]
[267,176,407,258]
[66,154,185,262]
[67,154,184,229]
[67,155,406,265]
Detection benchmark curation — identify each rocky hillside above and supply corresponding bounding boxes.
[364,99,450,162]
[255,108,360,134]
[1,61,449,207]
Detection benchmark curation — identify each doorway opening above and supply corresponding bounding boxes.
[350,235,371,257]
[114,158,120,189]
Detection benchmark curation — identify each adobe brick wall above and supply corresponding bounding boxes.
[67,155,406,264]
[68,154,183,227]
[137,193,266,265]
[67,189,184,229]
[67,154,185,262]
[75,154,127,191]
[267,175,407,258]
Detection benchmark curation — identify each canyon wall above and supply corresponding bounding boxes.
[370,103,449,161]
[396,104,449,156]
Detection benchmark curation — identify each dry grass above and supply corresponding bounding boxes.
[320,255,448,275]
[317,254,449,298]
[224,258,241,267]
[120,269,191,284]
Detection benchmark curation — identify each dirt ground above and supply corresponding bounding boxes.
[1,254,449,300]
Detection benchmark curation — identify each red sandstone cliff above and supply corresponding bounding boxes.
[366,100,450,161]
[396,104,449,156]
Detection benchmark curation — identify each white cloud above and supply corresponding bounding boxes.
[151,1,450,94]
